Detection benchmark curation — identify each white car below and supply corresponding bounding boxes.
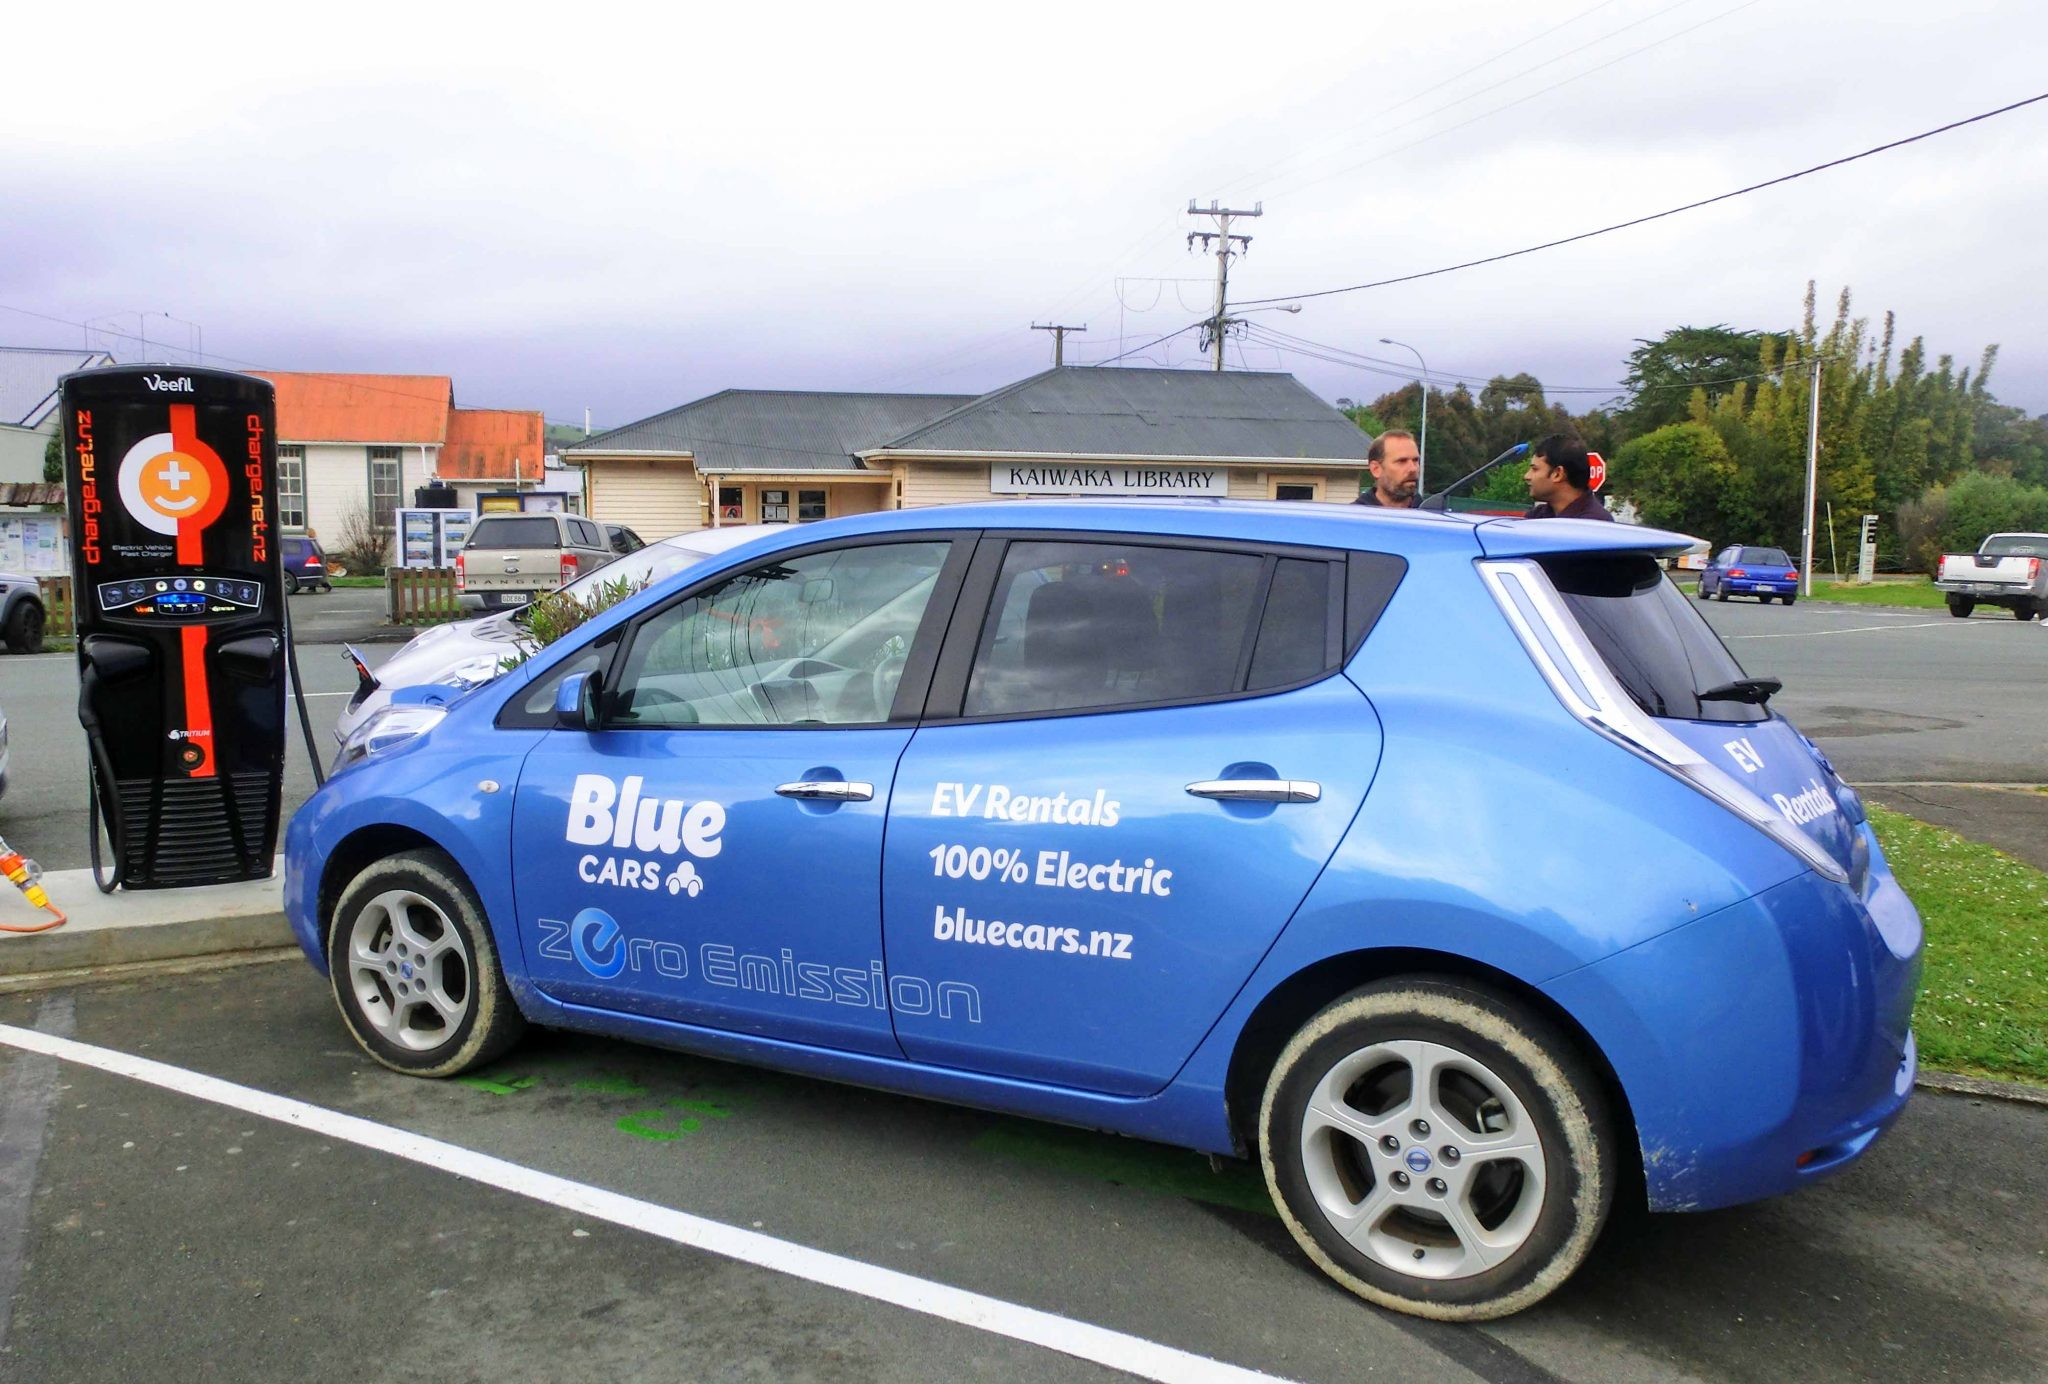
[336,526,776,744]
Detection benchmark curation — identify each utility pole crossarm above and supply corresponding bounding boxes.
[1187,199,1264,371]
[1031,323,1088,367]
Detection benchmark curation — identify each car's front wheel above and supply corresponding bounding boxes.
[327,848,525,1077]
[1259,978,1616,1321]
[3,600,45,654]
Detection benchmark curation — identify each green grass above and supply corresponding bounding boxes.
[1812,577,1946,608]
[1871,807,2048,1085]
[330,575,386,588]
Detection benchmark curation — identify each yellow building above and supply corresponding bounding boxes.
[566,367,1372,539]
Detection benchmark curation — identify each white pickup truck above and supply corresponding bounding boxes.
[1935,532,2048,619]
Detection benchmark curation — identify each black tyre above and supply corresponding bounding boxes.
[283,570,301,595]
[3,600,45,654]
[1947,596,1975,619]
[1259,977,1616,1321]
[1782,595,1796,606]
[1694,582,1710,600]
[1714,588,1728,601]
[2013,605,2036,621]
[326,847,525,1077]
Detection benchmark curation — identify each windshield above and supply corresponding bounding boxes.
[1739,547,1793,567]
[1542,554,1766,724]
[1982,535,2048,558]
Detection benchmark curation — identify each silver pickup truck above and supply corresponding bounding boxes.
[1935,532,2048,619]
[455,513,617,609]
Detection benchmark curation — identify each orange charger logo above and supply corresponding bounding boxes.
[116,403,230,564]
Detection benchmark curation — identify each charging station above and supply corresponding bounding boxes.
[62,365,287,888]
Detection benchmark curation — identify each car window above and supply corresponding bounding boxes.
[607,541,951,728]
[963,541,1331,718]
[1740,547,1793,567]
[1982,535,2048,557]
[468,516,560,549]
[1542,554,1766,724]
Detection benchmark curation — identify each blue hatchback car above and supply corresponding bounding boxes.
[1699,544,1800,604]
[285,502,1921,1320]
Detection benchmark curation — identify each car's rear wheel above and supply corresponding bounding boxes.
[327,848,525,1077]
[4,600,45,654]
[1715,588,1728,601]
[1259,977,1615,1321]
[1782,594,1796,605]
[283,570,300,595]
[1947,596,1975,619]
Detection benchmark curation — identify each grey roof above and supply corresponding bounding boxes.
[566,389,973,472]
[874,367,1371,460]
[0,347,116,428]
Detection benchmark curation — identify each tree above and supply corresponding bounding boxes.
[42,429,62,484]
[1616,325,1769,437]
[1609,422,1741,540]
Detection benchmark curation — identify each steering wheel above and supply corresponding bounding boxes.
[871,653,909,718]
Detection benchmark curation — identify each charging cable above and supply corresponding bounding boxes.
[282,594,327,789]
[0,833,67,933]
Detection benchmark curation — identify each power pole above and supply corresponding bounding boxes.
[1800,352,1823,596]
[1187,199,1261,370]
[1031,323,1087,367]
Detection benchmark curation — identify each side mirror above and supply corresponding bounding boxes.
[555,670,601,730]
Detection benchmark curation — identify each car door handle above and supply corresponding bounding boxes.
[776,780,875,802]
[1185,779,1321,804]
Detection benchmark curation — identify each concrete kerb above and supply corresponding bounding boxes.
[0,859,291,979]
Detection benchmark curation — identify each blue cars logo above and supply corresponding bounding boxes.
[568,907,628,979]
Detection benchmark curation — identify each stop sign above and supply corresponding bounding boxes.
[1587,450,1607,491]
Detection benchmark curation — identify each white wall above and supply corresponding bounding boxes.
[0,421,52,485]
[298,441,436,548]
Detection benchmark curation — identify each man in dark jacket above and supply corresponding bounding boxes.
[1354,429,1421,508]
[1521,434,1613,521]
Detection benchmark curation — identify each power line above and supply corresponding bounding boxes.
[1237,90,2048,309]
[1242,321,1838,400]
[1270,0,1764,203]
[1252,0,1715,204]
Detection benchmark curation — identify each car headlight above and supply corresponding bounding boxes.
[442,653,509,689]
[335,704,446,770]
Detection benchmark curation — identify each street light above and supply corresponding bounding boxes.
[1378,337,1428,493]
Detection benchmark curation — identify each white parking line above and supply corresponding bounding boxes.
[0,1024,1298,1384]
[1726,620,1999,640]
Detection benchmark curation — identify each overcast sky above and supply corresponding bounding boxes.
[7,0,2046,431]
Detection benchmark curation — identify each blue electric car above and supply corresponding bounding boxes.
[1699,544,1800,603]
[284,501,1921,1320]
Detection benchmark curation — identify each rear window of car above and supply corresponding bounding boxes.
[1981,535,2048,557]
[1541,554,1766,724]
[467,516,561,549]
[1739,547,1793,566]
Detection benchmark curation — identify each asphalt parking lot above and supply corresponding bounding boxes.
[2,590,2045,1382]
[3,963,2045,1384]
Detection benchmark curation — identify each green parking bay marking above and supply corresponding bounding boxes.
[619,1097,736,1141]
[452,1063,747,1141]
[974,1121,1276,1218]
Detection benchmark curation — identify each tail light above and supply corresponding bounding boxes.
[305,555,322,568]
[1728,568,1747,579]
[455,553,466,590]
[561,553,580,583]
[1788,569,1799,582]
[2031,558,2041,581]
